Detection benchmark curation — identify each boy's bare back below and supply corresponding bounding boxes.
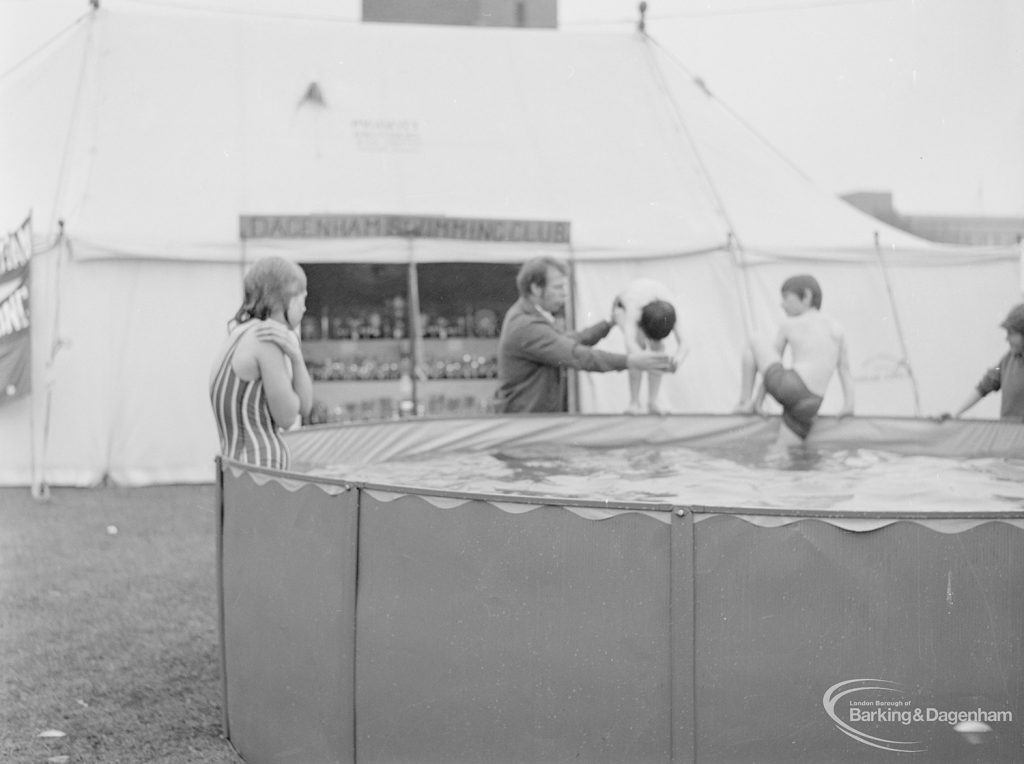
[779,310,846,396]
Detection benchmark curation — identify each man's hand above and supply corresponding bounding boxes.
[626,351,675,372]
[611,298,627,328]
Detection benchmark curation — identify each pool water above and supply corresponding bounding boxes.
[308,440,1024,513]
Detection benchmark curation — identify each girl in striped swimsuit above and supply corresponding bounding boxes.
[209,257,313,470]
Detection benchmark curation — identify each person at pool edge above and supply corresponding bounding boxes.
[612,277,690,414]
[209,256,313,470]
[732,274,854,442]
[938,302,1024,421]
[494,257,677,414]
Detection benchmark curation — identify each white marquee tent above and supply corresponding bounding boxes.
[0,3,1019,486]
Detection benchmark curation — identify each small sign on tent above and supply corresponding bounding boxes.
[0,215,32,405]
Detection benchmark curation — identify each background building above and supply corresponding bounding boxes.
[843,191,1023,247]
[363,0,557,28]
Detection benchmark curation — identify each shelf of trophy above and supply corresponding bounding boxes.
[303,337,500,424]
[296,260,517,424]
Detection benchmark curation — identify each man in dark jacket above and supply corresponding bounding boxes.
[494,257,676,413]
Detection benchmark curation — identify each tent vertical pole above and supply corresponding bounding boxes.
[566,251,579,413]
[406,240,424,415]
[23,214,47,501]
[728,234,756,342]
[239,239,248,281]
[873,231,922,416]
[1017,235,1024,295]
[35,222,66,501]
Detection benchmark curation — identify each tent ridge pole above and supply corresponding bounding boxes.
[639,34,741,247]
[47,9,99,239]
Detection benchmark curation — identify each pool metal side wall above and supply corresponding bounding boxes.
[285,414,1024,466]
[220,468,358,764]
[671,509,697,763]
[355,491,674,762]
[692,515,1023,762]
[220,414,1024,762]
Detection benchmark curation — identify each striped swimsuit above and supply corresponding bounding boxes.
[209,325,289,470]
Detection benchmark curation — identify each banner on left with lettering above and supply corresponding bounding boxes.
[0,215,33,406]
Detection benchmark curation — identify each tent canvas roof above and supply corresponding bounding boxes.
[1,3,985,263]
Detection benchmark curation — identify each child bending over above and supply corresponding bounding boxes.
[612,278,689,414]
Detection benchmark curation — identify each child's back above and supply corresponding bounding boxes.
[781,310,844,396]
[734,273,854,440]
[613,278,687,414]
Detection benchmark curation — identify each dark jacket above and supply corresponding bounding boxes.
[494,298,626,413]
[976,351,1024,420]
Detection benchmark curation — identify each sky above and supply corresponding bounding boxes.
[2,0,1022,217]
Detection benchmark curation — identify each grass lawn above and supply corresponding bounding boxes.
[1,485,245,764]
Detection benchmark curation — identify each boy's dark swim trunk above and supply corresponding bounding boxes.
[763,362,823,439]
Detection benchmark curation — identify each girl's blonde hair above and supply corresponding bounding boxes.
[232,257,307,326]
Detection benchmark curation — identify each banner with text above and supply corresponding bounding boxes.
[0,216,32,405]
[239,214,571,245]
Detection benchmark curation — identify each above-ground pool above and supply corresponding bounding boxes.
[216,414,1024,763]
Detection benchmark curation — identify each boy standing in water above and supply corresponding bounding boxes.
[733,274,854,442]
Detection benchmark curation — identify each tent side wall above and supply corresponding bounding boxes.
[0,255,239,486]
[574,251,1016,418]
[1,241,1015,486]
